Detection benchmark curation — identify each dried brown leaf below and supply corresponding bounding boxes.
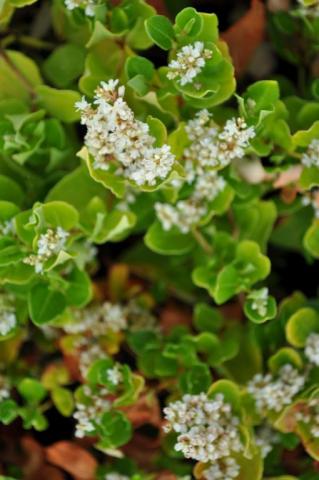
[46,441,97,480]
[222,0,266,77]
[124,393,161,428]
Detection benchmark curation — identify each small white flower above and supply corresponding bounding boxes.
[247,364,306,414]
[255,424,280,458]
[64,301,128,336]
[202,457,240,480]
[0,311,16,336]
[305,332,319,366]
[184,111,255,171]
[78,80,175,186]
[105,474,130,480]
[0,220,14,236]
[301,139,319,167]
[0,374,10,402]
[155,171,225,233]
[23,227,69,273]
[167,42,212,86]
[247,287,269,317]
[0,292,17,336]
[106,365,122,386]
[164,392,243,463]
[64,0,97,16]
[74,385,111,438]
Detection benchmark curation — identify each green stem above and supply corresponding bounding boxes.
[192,227,213,255]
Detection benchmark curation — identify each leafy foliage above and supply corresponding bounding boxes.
[1,0,319,479]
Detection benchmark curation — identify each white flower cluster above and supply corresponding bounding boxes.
[247,287,269,317]
[167,42,212,87]
[0,292,16,336]
[0,374,10,402]
[105,474,130,480]
[74,384,111,438]
[155,171,225,233]
[295,396,319,438]
[301,190,319,218]
[301,139,319,167]
[184,110,255,171]
[247,364,305,414]
[126,300,159,332]
[305,332,319,366]
[74,361,124,437]
[163,392,243,464]
[64,301,128,336]
[0,220,14,236]
[201,458,240,480]
[64,0,97,16]
[76,79,175,186]
[255,424,279,458]
[155,110,254,233]
[23,227,69,273]
[78,342,106,376]
[106,364,123,386]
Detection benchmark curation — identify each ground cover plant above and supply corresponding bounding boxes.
[3,0,319,478]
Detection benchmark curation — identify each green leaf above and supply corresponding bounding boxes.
[208,379,241,414]
[144,221,195,255]
[36,85,81,123]
[179,363,211,394]
[65,267,92,307]
[293,121,319,148]
[78,146,126,198]
[43,43,86,88]
[125,56,154,81]
[286,307,319,347]
[244,80,280,115]
[268,347,303,374]
[193,303,223,333]
[0,399,18,425]
[145,15,175,50]
[244,293,277,324]
[46,166,107,210]
[213,241,271,304]
[51,387,74,417]
[304,220,319,258]
[299,166,319,189]
[17,378,46,404]
[146,115,167,146]
[233,200,277,251]
[94,210,136,243]
[0,175,24,206]
[28,284,67,325]
[174,7,203,38]
[100,410,132,448]
[35,201,79,230]
[0,50,42,102]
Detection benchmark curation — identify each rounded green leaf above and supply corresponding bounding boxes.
[37,201,79,230]
[174,7,203,38]
[36,85,81,123]
[145,15,175,50]
[28,284,67,325]
[268,347,303,374]
[144,221,195,255]
[286,307,319,347]
[17,378,46,404]
[100,410,132,448]
[51,387,74,417]
[304,220,319,258]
